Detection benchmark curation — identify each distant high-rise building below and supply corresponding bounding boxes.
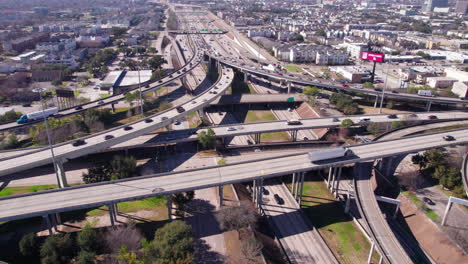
[424,0,448,12]
[455,0,468,14]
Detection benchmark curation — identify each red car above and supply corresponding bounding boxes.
[342,84,349,87]
[278,72,283,76]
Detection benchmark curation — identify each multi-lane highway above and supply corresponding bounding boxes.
[0,67,234,177]
[1,111,466,160]
[0,39,204,132]
[0,129,466,223]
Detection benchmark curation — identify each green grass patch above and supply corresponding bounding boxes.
[247,83,257,94]
[157,86,170,95]
[402,190,421,207]
[74,90,81,97]
[99,93,111,99]
[217,158,226,165]
[425,208,440,222]
[260,132,290,142]
[283,65,300,72]
[0,185,57,197]
[117,196,166,213]
[245,110,277,123]
[298,177,378,264]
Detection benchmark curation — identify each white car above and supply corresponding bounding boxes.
[226,127,236,131]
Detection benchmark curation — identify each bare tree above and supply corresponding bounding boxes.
[215,201,258,236]
[241,237,263,263]
[103,223,142,255]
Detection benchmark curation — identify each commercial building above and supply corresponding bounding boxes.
[287,44,348,65]
[451,82,468,98]
[247,29,274,38]
[2,33,50,54]
[426,76,457,88]
[424,0,448,12]
[330,66,371,83]
[455,0,468,15]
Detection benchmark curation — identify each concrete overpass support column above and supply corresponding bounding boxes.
[327,167,333,188]
[291,173,296,197]
[166,195,172,220]
[107,204,116,226]
[257,178,264,209]
[345,190,351,214]
[252,180,257,204]
[426,101,432,112]
[218,185,223,208]
[442,200,453,226]
[393,203,400,220]
[373,95,379,108]
[244,72,249,83]
[367,242,375,264]
[298,172,305,207]
[55,158,68,188]
[43,215,53,235]
[329,167,337,192]
[294,173,300,200]
[378,255,383,264]
[333,167,342,198]
[385,157,394,178]
[253,133,261,144]
[291,130,298,142]
[287,81,292,94]
[53,213,62,225]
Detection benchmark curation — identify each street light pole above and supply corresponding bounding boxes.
[137,66,144,117]
[378,62,390,114]
[33,88,62,187]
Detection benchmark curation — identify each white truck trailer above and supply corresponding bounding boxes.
[308,147,352,162]
[417,90,434,97]
[16,107,59,124]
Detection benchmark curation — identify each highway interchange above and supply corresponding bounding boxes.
[0,6,467,264]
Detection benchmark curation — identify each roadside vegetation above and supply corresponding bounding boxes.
[329,93,360,115]
[412,149,466,198]
[17,220,194,264]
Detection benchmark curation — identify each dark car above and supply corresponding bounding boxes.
[161,116,169,121]
[124,125,133,131]
[218,112,223,116]
[145,84,150,88]
[210,91,218,94]
[158,80,163,83]
[274,194,284,205]
[144,118,153,123]
[104,135,114,140]
[423,197,435,205]
[22,103,31,107]
[387,114,398,119]
[97,100,105,105]
[75,106,83,110]
[391,90,399,94]
[332,117,340,122]
[176,106,185,113]
[247,139,253,145]
[262,187,269,195]
[428,115,438,120]
[174,120,181,125]
[443,135,455,141]
[409,113,418,118]
[72,139,86,147]
[374,88,382,92]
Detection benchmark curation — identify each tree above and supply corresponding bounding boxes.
[340,119,354,128]
[143,221,194,264]
[416,51,430,59]
[366,122,381,135]
[104,223,142,255]
[423,149,446,171]
[171,191,195,210]
[109,155,137,180]
[147,55,167,71]
[302,86,319,100]
[19,233,39,258]
[117,245,141,264]
[391,121,405,130]
[75,251,96,264]
[215,201,258,236]
[77,223,100,253]
[198,128,216,149]
[241,238,263,263]
[316,30,326,37]
[411,154,427,172]
[112,27,127,37]
[363,82,374,88]
[40,234,75,264]
[82,166,111,184]
[151,70,166,81]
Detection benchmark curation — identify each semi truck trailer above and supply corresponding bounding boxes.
[308,147,352,162]
[16,107,58,124]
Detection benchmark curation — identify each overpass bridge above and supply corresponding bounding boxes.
[210,55,468,107]
[0,129,466,231]
[211,93,304,105]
